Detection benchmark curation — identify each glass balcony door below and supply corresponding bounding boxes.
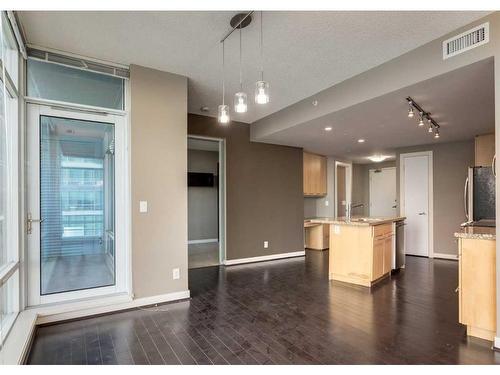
[27,104,127,306]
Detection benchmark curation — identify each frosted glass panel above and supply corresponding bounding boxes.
[27,59,124,110]
[40,115,116,295]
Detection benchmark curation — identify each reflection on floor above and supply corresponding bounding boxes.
[188,242,219,269]
[42,254,114,295]
[27,253,500,364]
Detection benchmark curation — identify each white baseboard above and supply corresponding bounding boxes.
[495,336,500,350]
[224,251,305,266]
[188,238,218,245]
[35,290,191,325]
[433,252,458,260]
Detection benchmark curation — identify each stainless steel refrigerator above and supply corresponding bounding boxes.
[464,166,496,227]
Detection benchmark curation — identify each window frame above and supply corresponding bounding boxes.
[0,10,20,347]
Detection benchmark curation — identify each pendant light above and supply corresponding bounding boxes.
[234,26,248,113]
[255,11,270,104]
[218,41,230,124]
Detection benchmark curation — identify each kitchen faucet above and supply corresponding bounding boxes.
[346,202,364,222]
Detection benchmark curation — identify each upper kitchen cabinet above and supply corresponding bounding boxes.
[475,133,495,167]
[303,151,327,196]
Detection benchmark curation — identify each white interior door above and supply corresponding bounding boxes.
[369,167,397,217]
[402,154,430,257]
[26,103,128,306]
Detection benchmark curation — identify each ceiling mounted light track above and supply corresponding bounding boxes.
[406,97,441,139]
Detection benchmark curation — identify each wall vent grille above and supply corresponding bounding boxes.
[27,47,130,78]
[443,22,489,60]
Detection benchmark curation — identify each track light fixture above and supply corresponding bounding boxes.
[406,97,441,139]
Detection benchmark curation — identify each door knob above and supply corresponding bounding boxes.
[418,212,426,216]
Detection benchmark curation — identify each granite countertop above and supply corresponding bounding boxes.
[305,216,406,226]
[454,226,496,240]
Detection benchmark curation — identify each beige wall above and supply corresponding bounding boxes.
[130,65,188,298]
[395,140,475,256]
[188,149,218,241]
[188,114,304,260]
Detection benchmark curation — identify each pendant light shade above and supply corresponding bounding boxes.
[255,80,270,104]
[218,41,230,124]
[218,104,230,124]
[234,92,248,113]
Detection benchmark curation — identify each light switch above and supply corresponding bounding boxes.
[325,200,329,206]
[172,268,180,280]
[139,200,148,213]
[264,241,269,249]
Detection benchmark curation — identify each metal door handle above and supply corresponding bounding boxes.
[418,212,426,215]
[464,177,469,221]
[493,154,496,177]
[27,213,44,235]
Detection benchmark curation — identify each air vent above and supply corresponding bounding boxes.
[27,47,130,78]
[443,22,489,60]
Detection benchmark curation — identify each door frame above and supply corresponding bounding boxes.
[334,161,352,217]
[25,102,131,306]
[369,166,397,216]
[187,135,227,265]
[399,151,434,258]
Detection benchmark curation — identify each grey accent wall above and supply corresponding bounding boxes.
[188,114,304,260]
[395,140,474,256]
[188,149,218,241]
[130,65,188,298]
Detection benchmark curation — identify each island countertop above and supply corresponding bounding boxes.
[305,216,406,226]
[454,226,496,241]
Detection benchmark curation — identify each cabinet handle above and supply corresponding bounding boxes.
[455,286,459,293]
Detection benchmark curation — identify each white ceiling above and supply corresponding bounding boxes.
[262,58,495,163]
[18,11,490,124]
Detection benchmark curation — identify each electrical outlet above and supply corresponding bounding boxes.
[264,241,269,249]
[139,200,148,213]
[325,200,329,206]
[172,268,180,280]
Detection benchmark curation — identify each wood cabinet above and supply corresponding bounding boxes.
[474,133,495,167]
[329,222,394,287]
[458,237,496,341]
[304,223,329,250]
[303,151,327,196]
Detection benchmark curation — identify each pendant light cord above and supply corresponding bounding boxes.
[260,11,264,81]
[239,26,243,90]
[222,40,225,106]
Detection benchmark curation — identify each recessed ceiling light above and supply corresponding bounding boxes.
[358,139,365,143]
[200,106,210,112]
[324,126,332,131]
[367,155,389,163]
[312,100,318,106]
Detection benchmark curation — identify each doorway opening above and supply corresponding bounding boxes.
[187,136,226,268]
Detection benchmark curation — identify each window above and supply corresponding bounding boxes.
[0,11,20,346]
[27,59,125,110]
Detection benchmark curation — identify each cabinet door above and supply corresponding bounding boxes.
[372,237,384,280]
[318,155,327,195]
[460,238,496,331]
[383,235,393,274]
[303,152,311,195]
[475,134,495,167]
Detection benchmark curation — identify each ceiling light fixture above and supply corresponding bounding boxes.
[406,97,441,139]
[358,139,365,143]
[218,41,230,124]
[234,25,248,113]
[255,11,270,104]
[324,126,332,131]
[368,155,389,163]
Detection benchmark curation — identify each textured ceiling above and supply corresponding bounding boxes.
[18,11,490,123]
[262,58,495,163]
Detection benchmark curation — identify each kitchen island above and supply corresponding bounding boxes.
[307,217,405,287]
[455,226,496,341]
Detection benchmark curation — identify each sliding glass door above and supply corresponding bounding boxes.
[27,104,127,306]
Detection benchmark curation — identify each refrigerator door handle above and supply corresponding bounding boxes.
[464,176,469,221]
[493,154,496,177]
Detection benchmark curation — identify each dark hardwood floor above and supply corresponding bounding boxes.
[27,252,500,365]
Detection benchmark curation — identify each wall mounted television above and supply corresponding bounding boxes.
[188,172,215,187]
